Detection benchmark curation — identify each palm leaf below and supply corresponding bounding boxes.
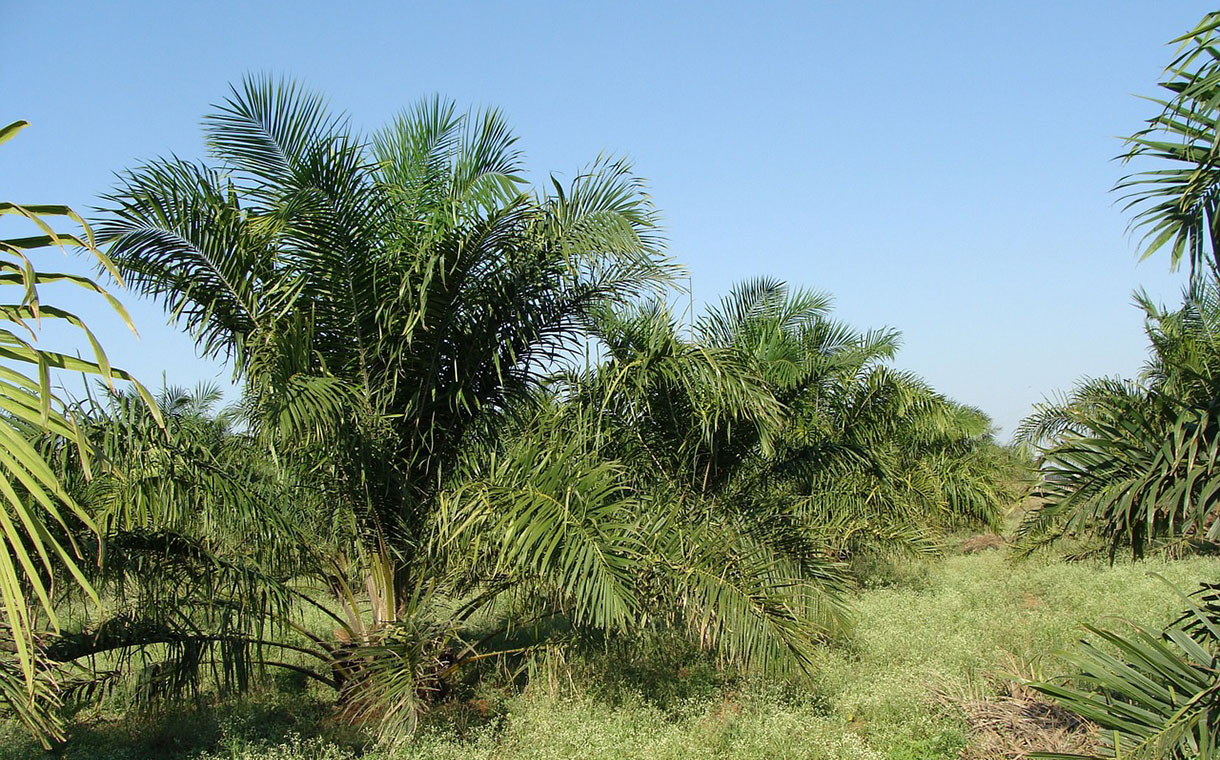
[0,121,157,725]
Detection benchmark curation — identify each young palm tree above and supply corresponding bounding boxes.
[1017,284,1220,559]
[685,278,1009,555]
[547,279,1009,669]
[90,78,691,735]
[98,76,672,619]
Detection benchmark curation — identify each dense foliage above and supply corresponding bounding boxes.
[18,9,1220,755]
[0,81,1015,746]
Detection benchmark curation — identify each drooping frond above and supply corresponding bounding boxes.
[440,421,641,631]
[1032,579,1220,758]
[0,121,158,725]
[1118,11,1220,279]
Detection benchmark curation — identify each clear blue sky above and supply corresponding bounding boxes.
[6,1,1214,437]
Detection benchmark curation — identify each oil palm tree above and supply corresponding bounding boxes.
[551,290,852,671]
[551,278,1008,669]
[91,77,686,734]
[98,76,672,623]
[688,278,1008,555]
[1017,284,1220,559]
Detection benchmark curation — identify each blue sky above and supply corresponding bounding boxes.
[6,1,1215,437]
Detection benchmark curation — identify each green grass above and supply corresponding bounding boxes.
[5,550,1215,759]
[811,551,1215,756]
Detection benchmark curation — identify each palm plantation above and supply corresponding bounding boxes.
[47,77,1003,729]
[0,79,1013,748]
[6,10,1220,760]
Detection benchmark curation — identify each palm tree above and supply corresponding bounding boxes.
[1017,284,1220,559]
[549,278,1009,667]
[98,76,672,619]
[89,77,689,734]
[681,278,1009,555]
[552,289,852,671]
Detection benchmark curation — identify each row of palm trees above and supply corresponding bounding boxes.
[0,82,1012,744]
[1019,12,1220,758]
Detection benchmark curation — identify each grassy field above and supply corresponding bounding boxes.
[7,548,1216,760]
